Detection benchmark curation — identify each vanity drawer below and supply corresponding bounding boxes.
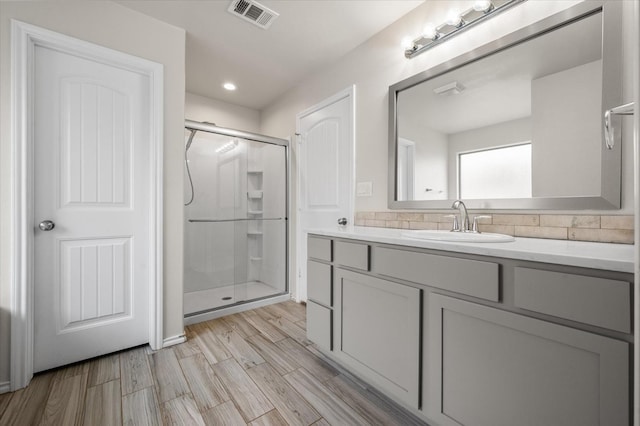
[307,260,332,307]
[308,236,332,262]
[514,267,631,333]
[334,241,369,271]
[307,301,332,351]
[373,247,499,301]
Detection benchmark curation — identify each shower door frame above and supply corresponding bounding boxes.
[184,120,290,315]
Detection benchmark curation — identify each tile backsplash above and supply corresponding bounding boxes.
[354,212,634,244]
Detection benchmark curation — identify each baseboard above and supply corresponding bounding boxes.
[163,334,187,348]
[0,381,11,394]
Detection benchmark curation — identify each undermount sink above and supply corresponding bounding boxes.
[401,230,515,243]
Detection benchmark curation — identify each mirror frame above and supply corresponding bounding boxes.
[388,0,623,210]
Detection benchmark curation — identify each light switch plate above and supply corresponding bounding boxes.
[357,181,372,197]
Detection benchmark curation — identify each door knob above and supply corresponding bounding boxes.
[337,217,348,226]
[39,220,55,231]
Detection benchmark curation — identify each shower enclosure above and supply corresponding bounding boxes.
[183,120,288,317]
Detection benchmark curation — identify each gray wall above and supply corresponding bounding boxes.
[260,0,635,213]
[531,60,602,197]
[186,92,261,133]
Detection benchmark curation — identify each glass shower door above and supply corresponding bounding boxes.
[237,139,287,303]
[184,129,287,315]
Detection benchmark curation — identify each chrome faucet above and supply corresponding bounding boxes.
[451,200,470,232]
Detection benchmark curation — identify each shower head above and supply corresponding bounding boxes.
[185,129,197,152]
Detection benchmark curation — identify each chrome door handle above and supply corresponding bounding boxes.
[337,217,348,226]
[39,220,55,231]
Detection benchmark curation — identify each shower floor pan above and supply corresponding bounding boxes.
[184,281,281,315]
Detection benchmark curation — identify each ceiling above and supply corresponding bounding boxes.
[118,0,424,110]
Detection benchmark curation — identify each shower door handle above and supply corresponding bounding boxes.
[337,217,348,226]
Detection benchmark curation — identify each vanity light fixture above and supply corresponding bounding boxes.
[404,0,526,59]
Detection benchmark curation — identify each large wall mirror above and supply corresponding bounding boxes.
[389,1,623,210]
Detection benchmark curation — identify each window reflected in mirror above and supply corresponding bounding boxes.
[459,143,531,199]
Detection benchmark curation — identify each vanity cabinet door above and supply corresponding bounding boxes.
[306,301,332,351]
[335,268,421,408]
[426,293,629,426]
[307,260,332,307]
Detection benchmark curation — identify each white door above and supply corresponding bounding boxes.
[33,43,152,372]
[296,87,354,301]
[397,138,415,201]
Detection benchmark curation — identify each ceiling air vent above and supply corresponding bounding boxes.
[228,0,279,30]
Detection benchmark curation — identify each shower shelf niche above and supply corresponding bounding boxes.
[247,148,264,284]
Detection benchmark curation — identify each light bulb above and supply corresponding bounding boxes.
[445,10,463,26]
[422,23,438,40]
[223,82,236,91]
[473,0,493,12]
[401,36,414,51]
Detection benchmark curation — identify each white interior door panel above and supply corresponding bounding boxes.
[33,44,152,372]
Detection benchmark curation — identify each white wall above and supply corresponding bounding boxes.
[186,92,260,133]
[531,61,602,197]
[0,1,185,385]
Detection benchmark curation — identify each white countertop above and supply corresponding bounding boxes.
[307,226,635,273]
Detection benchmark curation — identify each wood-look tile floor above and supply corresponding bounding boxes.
[0,301,425,425]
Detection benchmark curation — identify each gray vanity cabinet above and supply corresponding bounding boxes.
[306,234,632,425]
[426,293,629,426]
[334,268,421,408]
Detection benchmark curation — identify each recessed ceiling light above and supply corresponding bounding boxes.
[223,82,237,91]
